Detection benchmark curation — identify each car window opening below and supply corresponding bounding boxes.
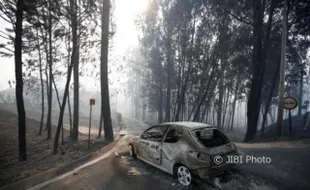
[164,128,180,143]
[193,129,229,147]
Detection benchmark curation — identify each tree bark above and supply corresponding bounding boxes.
[158,81,163,123]
[222,85,230,129]
[244,0,264,142]
[193,63,218,121]
[51,75,64,143]
[46,0,53,140]
[53,0,77,153]
[230,75,240,131]
[15,0,27,161]
[261,55,280,134]
[217,65,224,129]
[52,60,74,154]
[101,0,114,142]
[66,27,72,137]
[175,11,196,121]
[72,0,79,141]
[98,107,103,138]
[37,30,44,136]
[68,92,72,137]
[164,22,172,122]
[42,22,49,132]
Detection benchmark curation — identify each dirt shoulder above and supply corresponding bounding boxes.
[0,109,110,187]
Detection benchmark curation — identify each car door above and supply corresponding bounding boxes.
[139,125,167,165]
[161,126,184,167]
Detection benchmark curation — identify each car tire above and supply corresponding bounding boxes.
[176,165,192,187]
[128,144,136,158]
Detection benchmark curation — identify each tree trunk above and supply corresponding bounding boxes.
[51,76,64,143]
[298,62,304,116]
[72,0,79,141]
[164,22,172,122]
[52,76,61,108]
[42,25,49,132]
[66,27,72,137]
[37,30,44,136]
[213,106,216,126]
[244,0,265,142]
[175,12,196,121]
[15,0,27,161]
[101,0,114,142]
[222,85,230,129]
[68,92,72,137]
[261,55,280,134]
[230,76,240,131]
[193,63,218,121]
[46,0,53,140]
[98,107,103,138]
[52,62,74,154]
[158,82,163,123]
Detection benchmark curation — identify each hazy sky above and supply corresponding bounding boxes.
[0,0,148,91]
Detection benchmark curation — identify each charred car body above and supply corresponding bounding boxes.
[128,121,238,186]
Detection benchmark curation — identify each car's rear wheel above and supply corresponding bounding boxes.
[128,144,136,157]
[177,165,192,186]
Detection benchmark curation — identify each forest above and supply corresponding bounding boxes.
[0,0,310,162]
[129,0,310,141]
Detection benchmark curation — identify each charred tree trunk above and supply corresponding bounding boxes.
[41,9,49,132]
[66,27,72,137]
[217,67,224,129]
[15,0,27,161]
[244,0,265,142]
[193,63,218,121]
[245,0,275,141]
[158,82,163,123]
[101,0,114,142]
[98,107,103,138]
[72,0,79,141]
[68,92,72,137]
[53,0,77,153]
[51,76,64,143]
[164,22,172,122]
[37,30,44,136]
[175,12,196,121]
[52,61,74,154]
[222,85,230,129]
[52,76,61,108]
[230,76,240,131]
[261,55,280,135]
[46,0,53,140]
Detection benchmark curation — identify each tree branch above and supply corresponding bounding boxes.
[0,13,12,24]
[0,45,14,53]
[216,2,253,26]
[0,33,10,40]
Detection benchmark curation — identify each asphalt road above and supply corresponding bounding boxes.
[42,150,204,190]
[38,137,279,190]
[28,118,309,190]
[237,143,310,190]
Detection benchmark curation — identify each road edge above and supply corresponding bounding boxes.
[0,132,123,190]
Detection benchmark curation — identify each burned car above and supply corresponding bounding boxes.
[128,121,238,186]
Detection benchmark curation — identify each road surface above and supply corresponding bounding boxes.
[32,137,279,190]
[27,118,308,190]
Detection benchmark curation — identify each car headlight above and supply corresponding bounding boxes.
[189,151,210,162]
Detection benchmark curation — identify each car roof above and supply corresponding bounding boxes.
[159,121,214,130]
